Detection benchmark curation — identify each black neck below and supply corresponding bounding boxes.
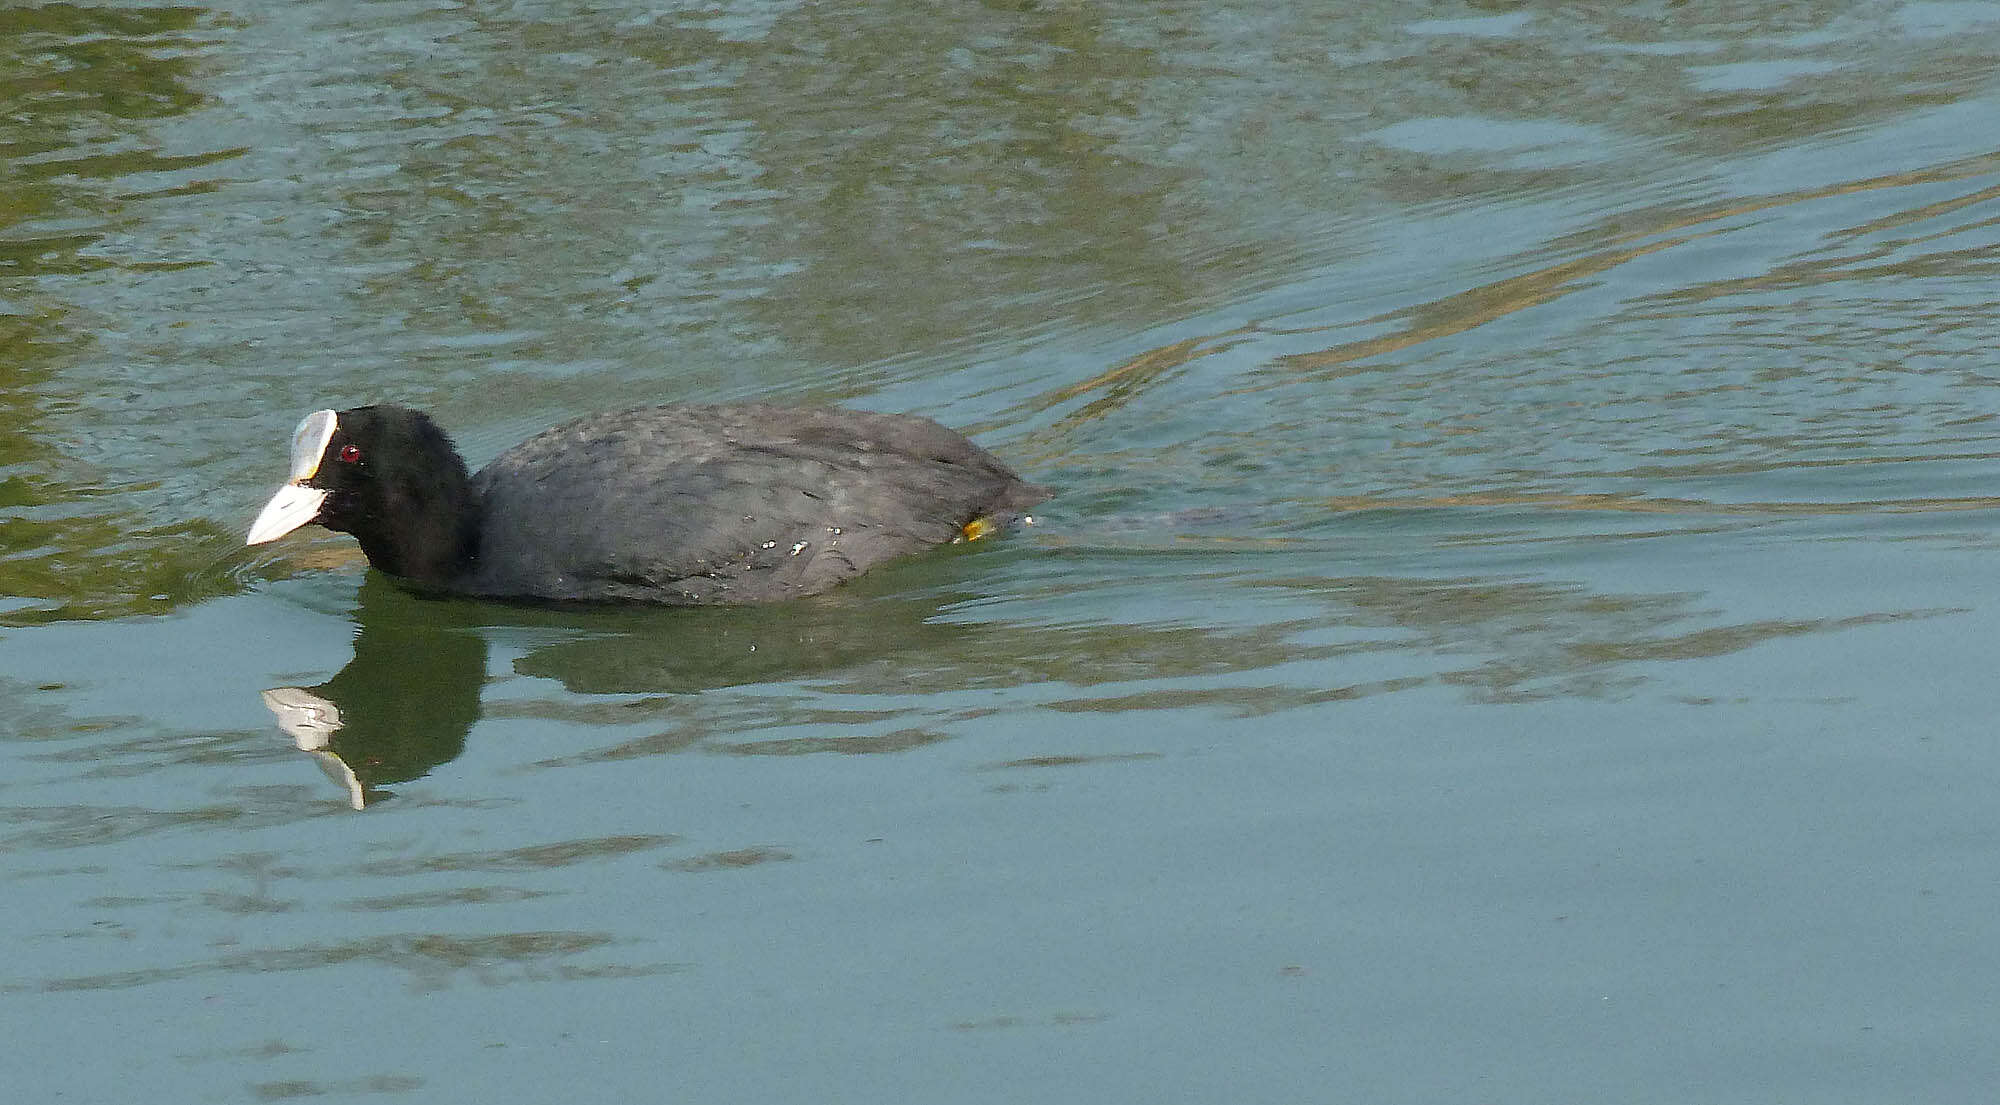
[351,477,480,583]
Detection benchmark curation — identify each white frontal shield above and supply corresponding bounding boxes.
[245,410,338,545]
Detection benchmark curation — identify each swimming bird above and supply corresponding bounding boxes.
[246,403,1047,603]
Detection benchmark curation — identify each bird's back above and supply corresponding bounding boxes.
[461,404,1046,603]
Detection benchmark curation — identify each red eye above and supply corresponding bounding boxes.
[338,444,362,463]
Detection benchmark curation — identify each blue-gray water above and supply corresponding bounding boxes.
[5,2,2000,1101]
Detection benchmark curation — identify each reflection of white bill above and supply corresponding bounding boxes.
[261,687,365,810]
[261,687,342,748]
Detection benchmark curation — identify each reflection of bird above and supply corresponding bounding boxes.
[247,404,1047,604]
[261,576,488,808]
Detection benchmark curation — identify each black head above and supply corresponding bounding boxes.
[247,404,479,584]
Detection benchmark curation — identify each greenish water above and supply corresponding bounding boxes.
[6,1,2000,1100]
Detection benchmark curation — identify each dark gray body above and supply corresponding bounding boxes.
[458,404,1047,603]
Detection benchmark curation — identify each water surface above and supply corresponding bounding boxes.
[5,2,2000,1101]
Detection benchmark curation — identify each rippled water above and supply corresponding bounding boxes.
[7,2,2000,1100]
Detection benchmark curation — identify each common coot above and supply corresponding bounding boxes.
[246,403,1048,603]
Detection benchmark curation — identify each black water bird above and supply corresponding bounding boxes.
[246,403,1047,604]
